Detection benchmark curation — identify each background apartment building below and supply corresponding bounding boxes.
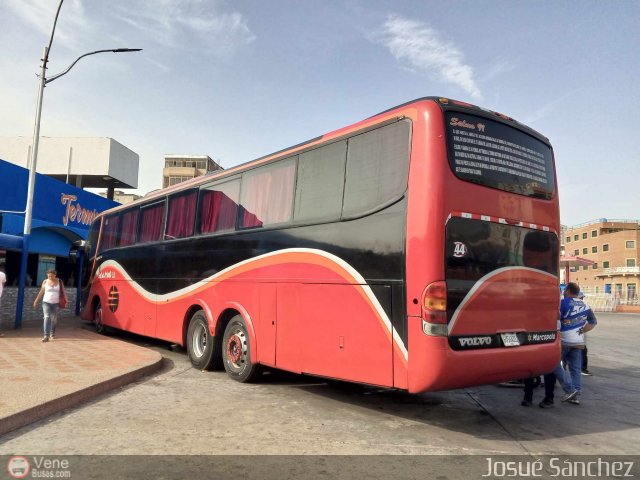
[562,219,639,304]
[162,155,223,188]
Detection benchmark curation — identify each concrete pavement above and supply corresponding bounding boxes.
[0,315,162,436]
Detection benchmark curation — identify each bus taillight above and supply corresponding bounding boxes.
[422,281,448,337]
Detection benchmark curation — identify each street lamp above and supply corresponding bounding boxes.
[15,0,141,327]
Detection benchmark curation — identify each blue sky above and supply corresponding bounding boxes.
[0,0,638,226]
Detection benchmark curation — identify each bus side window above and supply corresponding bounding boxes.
[294,141,346,223]
[138,201,166,243]
[342,120,411,218]
[119,208,139,247]
[165,190,197,240]
[239,158,296,229]
[198,179,240,234]
[100,214,121,252]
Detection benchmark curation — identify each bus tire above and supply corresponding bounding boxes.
[186,311,219,371]
[222,315,261,382]
[94,300,107,335]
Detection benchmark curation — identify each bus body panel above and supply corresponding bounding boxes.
[404,100,560,390]
[407,316,560,393]
[90,246,404,388]
[80,97,560,393]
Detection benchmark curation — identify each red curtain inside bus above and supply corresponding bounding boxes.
[139,202,165,243]
[200,191,238,233]
[120,209,139,247]
[166,191,197,239]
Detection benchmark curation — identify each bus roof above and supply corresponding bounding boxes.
[98,96,550,219]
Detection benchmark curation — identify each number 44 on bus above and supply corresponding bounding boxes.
[72,97,560,393]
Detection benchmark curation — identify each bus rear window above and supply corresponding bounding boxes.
[445,112,555,199]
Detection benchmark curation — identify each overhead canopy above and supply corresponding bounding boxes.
[560,254,595,267]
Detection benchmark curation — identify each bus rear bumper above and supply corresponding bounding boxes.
[407,316,560,393]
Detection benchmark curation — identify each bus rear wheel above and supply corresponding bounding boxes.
[94,301,106,334]
[222,315,261,382]
[186,311,220,370]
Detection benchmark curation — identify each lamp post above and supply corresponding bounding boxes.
[15,0,141,327]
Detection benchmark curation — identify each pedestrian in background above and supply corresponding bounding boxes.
[0,267,6,337]
[33,269,64,342]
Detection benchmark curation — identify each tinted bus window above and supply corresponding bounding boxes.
[240,158,296,228]
[445,111,555,199]
[294,140,347,223]
[100,215,120,252]
[166,190,197,239]
[120,208,139,247]
[199,179,240,234]
[138,201,165,243]
[343,120,411,217]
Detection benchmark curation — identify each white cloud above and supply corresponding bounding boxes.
[112,0,255,57]
[3,0,90,51]
[373,14,482,100]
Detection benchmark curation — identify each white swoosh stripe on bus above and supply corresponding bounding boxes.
[96,248,409,361]
[447,266,558,335]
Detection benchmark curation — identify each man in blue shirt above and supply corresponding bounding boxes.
[555,282,597,405]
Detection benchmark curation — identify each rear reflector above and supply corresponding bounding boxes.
[422,320,447,337]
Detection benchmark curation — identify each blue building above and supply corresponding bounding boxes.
[0,158,118,286]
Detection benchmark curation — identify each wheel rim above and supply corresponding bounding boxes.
[191,322,207,358]
[226,328,248,372]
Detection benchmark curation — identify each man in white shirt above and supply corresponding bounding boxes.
[0,268,6,337]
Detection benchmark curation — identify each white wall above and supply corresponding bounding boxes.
[0,136,138,188]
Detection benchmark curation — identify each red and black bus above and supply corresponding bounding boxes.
[79,97,560,392]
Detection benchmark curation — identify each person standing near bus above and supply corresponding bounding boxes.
[0,267,6,337]
[577,291,593,376]
[33,269,62,342]
[555,282,597,405]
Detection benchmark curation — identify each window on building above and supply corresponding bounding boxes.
[628,284,637,301]
[591,230,597,237]
[169,176,194,186]
[574,249,579,255]
[199,179,240,234]
[603,261,610,268]
[239,158,296,228]
[574,234,579,241]
[595,286,599,294]
[627,259,636,267]
[165,190,197,239]
[605,283,611,294]
[120,209,139,247]
[582,265,588,271]
[566,236,571,243]
[593,263,598,269]
[603,244,609,252]
[138,201,165,243]
[582,248,588,255]
[592,246,597,253]
[582,232,587,239]
[626,240,636,249]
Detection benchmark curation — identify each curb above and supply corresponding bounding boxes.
[0,356,163,437]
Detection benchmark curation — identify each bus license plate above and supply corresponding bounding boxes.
[501,333,520,347]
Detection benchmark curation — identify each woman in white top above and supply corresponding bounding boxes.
[33,269,63,342]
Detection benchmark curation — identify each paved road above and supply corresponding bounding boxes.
[1,313,638,461]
